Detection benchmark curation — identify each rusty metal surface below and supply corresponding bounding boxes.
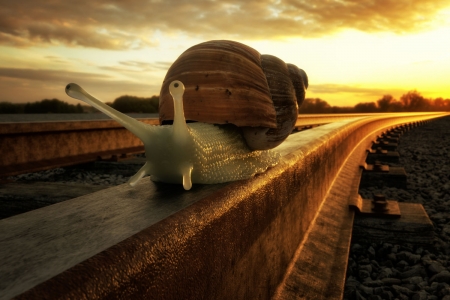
[0,112,448,300]
[353,202,434,245]
[0,114,371,177]
[354,196,402,218]
[1,146,145,177]
[272,115,441,299]
[371,141,398,151]
[366,149,400,163]
[0,119,158,176]
[360,164,407,189]
[294,113,386,126]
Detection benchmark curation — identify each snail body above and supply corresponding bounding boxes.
[159,40,308,150]
[65,81,280,190]
[65,40,307,190]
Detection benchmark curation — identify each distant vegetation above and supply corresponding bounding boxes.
[109,95,159,113]
[1,90,448,114]
[0,99,84,113]
[0,95,160,114]
[299,91,450,114]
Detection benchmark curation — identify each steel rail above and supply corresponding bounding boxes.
[0,119,157,177]
[0,112,448,300]
[0,113,400,177]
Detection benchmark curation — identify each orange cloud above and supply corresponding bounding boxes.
[0,67,109,82]
[310,84,396,95]
[1,0,449,50]
[0,67,158,103]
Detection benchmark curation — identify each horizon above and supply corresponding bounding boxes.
[2,90,449,108]
[3,91,449,112]
[1,1,450,107]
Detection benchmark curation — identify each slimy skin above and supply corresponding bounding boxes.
[65,81,280,190]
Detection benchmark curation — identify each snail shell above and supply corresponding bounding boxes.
[159,40,308,150]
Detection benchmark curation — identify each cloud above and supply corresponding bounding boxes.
[309,83,405,97]
[0,67,160,103]
[306,83,418,106]
[97,60,171,81]
[0,67,110,83]
[44,56,70,64]
[1,0,449,50]
[118,60,172,71]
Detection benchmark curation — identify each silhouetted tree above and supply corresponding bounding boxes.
[375,95,404,112]
[1,99,84,114]
[354,102,377,113]
[0,102,24,113]
[400,91,430,112]
[26,99,84,113]
[390,101,404,112]
[432,97,450,111]
[329,106,354,113]
[299,98,331,114]
[111,95,159,113]
[377,95,393,112]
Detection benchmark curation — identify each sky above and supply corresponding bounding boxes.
[1,0,450,107]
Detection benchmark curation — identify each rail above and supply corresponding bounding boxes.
[0,113,397,177]
[0,112,448,299]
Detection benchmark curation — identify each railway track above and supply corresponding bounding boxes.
[0,114,377,219]
[0,113,406,219]
[345,116,450,299]
[0,112,448,299]
[0,113,383,177]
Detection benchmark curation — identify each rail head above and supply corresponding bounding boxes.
[0,112,448,300]
[0,118,160,135]
[0,113,399,135]
[0,113,373,178]
[0,114,367,177]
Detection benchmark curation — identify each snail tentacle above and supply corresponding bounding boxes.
[170,80,192,147]
[169,80,195,189]
[182,164,193,190]
[65,83,153,143]
[128,162,151,187]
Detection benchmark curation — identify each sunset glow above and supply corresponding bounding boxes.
[1,0,450,107]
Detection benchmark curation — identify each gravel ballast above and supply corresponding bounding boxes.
[345,116,450,300]
[1,156,146,219]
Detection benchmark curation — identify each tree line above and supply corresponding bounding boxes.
[106,95,159,113]
[1,90,449,114]
[0,95,160,114]
[0,99,84,113]
[299,90,450,114]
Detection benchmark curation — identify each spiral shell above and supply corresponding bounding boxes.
[159,40,308,150]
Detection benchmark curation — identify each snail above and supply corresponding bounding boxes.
[65,40,308,190]
[65,81,281,190]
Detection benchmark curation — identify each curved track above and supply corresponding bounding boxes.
[0,114,396,177]
[0,112,448,300]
